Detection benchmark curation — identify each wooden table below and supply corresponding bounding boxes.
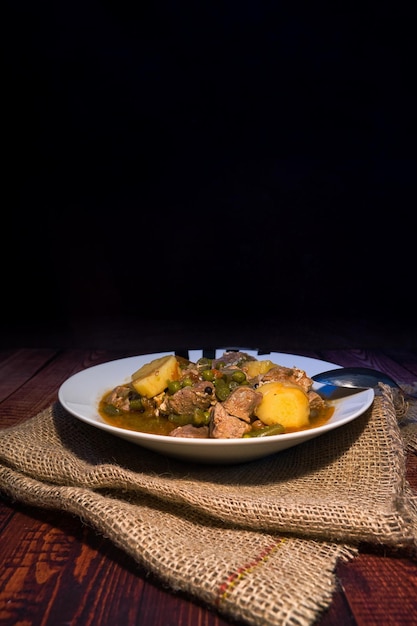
[1,319,417,625]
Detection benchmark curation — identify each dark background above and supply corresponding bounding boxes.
[2,2,416,347]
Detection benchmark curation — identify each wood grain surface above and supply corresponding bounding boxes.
[1,323,417,626]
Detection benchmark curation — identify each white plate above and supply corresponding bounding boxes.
[58,348,374,464]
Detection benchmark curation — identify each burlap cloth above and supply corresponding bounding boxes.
[1,384,417,626]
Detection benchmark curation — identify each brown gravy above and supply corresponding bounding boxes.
[98,392,335,437]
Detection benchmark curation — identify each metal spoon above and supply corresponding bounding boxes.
[312,366,417,400]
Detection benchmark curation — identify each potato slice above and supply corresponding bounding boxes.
[131,355,181,398]
[254,381,310,428]
[243,359,277,378]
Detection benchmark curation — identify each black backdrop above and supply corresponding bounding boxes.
[3,2,415,338]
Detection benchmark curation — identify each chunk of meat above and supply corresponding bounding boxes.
[104,385,132,411]
[161,381,215,415]
[210,403,252,439]
[212,351,256,368]
[221,386,262,423]
[260,365,313,393]
[169,424,210,438]
[307,390,327,411]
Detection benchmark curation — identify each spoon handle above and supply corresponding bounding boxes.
[312,367,417,399]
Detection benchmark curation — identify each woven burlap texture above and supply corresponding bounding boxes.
[1,386,417,626]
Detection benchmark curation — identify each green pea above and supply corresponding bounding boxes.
[192,408,210,425]
[197,357,212,370]
[167,380,182,395]
[201,369,215,381]
[181,377,193,387]
[231,370,246,384]
[214,378,230,401]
